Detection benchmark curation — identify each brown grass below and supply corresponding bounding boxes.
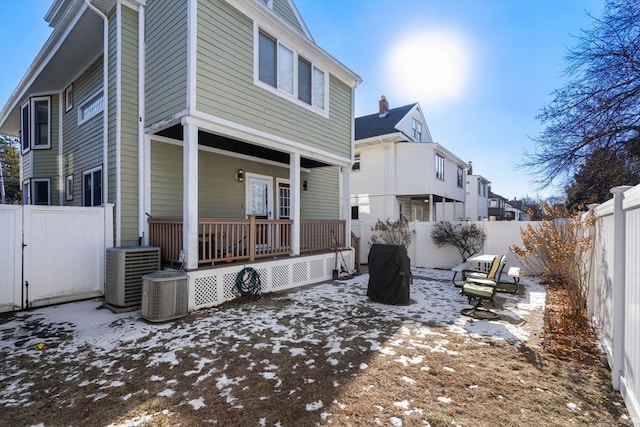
[0,282,632,426]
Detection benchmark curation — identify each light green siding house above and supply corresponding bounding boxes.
[0,0,361,309]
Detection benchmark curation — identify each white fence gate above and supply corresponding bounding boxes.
[0,204,113,312]
[587,184,640,425]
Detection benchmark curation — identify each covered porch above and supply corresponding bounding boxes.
[142,116,353,272]
[398,195,465,222]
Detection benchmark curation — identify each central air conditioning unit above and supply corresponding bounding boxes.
[105,246,161,308]
[141,270,189,322]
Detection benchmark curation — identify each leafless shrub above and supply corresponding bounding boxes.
[430,221,486,262]
[368,217,415,248]
[510,204,595,331]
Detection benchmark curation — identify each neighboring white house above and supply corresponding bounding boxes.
[351,96,469,222]
[464,169,491,221]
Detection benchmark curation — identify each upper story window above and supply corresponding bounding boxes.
[457,166,464,188]
[435,154,445,181]
[258,0,272,8]
[20,96,51,153]
[78,90,104,125]
[412,119,422,141]
[64,83,74,113]
[256,28,328,114]
[479,182,486,197]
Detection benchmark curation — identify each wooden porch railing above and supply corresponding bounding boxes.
[149,217,345,266]
[300,219,346,254]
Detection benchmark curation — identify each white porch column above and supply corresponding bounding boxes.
[289,153,301,256]
[142,134,151,246]
[429,194,434,221]
[183,119,199,269]
[610,185,631,390]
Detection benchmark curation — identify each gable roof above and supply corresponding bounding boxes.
[355,103,417,140]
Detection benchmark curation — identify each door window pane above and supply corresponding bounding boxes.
[250,181,268,215]
[279,184,290,219]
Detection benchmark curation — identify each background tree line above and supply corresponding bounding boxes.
[0,134,21,204]
[525,0,640,212]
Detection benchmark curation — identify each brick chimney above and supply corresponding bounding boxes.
[378,95,389,118]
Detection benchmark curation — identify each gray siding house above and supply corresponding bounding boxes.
[0,0,361,309]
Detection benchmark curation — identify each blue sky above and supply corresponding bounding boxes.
[0,0,603,200]
[295,0,603,200]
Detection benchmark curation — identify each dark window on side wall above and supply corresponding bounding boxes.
[83,168,102,206]
[351,206,359,220]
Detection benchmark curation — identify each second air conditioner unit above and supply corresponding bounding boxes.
[141,270,189,322]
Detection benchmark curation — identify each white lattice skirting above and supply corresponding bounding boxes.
[187,250,352,310]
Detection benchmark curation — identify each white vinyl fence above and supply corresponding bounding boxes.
[586,184,640,425]
[352,220,539,275]
[0,204,113,312]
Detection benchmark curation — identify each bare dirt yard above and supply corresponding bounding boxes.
[0,268,632,426]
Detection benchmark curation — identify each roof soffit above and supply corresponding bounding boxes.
[0,4,104,134]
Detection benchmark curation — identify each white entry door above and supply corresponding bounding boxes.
[246,174,273,219]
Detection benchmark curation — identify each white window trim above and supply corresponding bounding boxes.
[435,154,445,181]
[245,172,274,219]
[21,101,30,153]
[64,83,74,113]
[32,178,51,205]
[27,96,51,152]
[254,24,330,118]
[82,166,103,206]
[457,166,464,188]
[276,178,290,219]
[78,89,104,125]
[65,174,74,201]
[22,181,31,205]
[412,119,423,141]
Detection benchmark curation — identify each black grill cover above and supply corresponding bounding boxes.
[367,244,411,305]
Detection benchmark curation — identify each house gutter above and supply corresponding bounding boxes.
[84,0,109,213]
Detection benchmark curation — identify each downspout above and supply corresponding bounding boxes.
[84,0,109,224]
[58,94,63,205]
[138,4,145,245]
[114,3,122,246]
